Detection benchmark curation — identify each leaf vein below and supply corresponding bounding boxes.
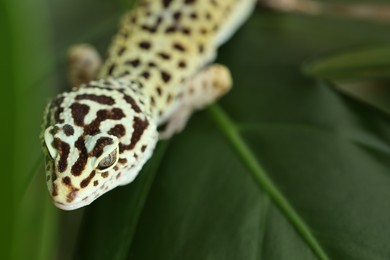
[208,105,329,260]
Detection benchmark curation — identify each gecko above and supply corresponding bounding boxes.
[41,0,257,210]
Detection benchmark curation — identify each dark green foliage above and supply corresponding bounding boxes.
[10,1,390,259]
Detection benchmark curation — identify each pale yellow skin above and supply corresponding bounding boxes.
[42,0,257,210]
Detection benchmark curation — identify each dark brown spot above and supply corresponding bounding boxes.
[71,137,88,176]
[62,176,71,186]
[182,28,191,35]
[141,145,147,152]
[190,12,198,19]
[185,0,196,4]
[63,124,74,136]
[160,70,171,83]
[108,124,126,137]
[148,62,156,67]
[158,52,171,60]
[76,94,115,105]
[51,96,65,123]
[118,158,127,164]
[141,15,162,33]
[141,25,157,33]
[80,171,96,188]
[102,172,109,178]
[173,43,186,52]
[156,87,162,96]
[162,0,172,8]
[173,11,182,20]
[49,126,59,135]
[116,172,122,179]
[178,60,186,68]
[125,59,140,67]
[139,41,151,50]
[70,103,90,126]
[167,94,173,103]
[120,71,130,77]
[93,180,99,186]
[122,93,142,113]
[130,16,137,24]
[119,117,149,152]
[108,64,116,75]
[150,96,155,106]
[117,46,126,56]
[91,137,114,158]
[53,138,70,173]
[141,71,150,79]
[200,28,208,34]
[165,26,177,33]
[52,184,58,197]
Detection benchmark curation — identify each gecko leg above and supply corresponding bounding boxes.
[67,44,102,88]
[160,64,232,139]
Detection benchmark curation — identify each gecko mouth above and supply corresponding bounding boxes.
[53,174,118,211]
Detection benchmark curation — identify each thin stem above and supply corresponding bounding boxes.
[209,105,329,260]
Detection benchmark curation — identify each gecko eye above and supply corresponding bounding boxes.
[96,148,118,172]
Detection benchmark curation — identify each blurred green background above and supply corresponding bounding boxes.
[4,0,390,259]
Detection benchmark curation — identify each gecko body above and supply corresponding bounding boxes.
[42,0,257,210]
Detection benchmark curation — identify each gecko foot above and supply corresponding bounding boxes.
[159,64,232,139]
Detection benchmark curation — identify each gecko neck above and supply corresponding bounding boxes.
[81,76,159,125]
[98,62,181,125]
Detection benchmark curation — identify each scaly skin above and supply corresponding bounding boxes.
[41,0,257,210]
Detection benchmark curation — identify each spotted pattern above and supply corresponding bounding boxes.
[41,0,256,210]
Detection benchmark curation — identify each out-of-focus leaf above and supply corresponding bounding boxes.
[303,44,390,115]
[303,44,390,80]
[0,1,14,259]
[6,0,59,260]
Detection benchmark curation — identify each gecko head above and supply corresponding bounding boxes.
[41,79,158,210]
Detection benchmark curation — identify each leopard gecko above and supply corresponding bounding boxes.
[41,0,257,210]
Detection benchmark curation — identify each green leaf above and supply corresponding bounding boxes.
[303,44,390,80]
[17,1,390,260]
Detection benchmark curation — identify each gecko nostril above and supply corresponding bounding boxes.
[66,189,79,203]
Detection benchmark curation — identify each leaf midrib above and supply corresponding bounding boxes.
[208,104,329,260]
